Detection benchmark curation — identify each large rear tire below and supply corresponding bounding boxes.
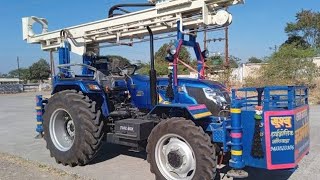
[43,90,104,166]
[147,118,217,180]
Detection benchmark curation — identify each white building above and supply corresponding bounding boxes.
[231,63,268,83]
[231,57,320,83]
[0,78,20,84]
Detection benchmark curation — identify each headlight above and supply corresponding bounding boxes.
[203,88,227,104]
[87,84,101,91]
[169,45,177,55]
[204,88,217,97]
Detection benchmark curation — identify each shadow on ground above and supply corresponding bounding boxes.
[241,167,293,180]
[216,166,293,180]
[90,142,293,180]
[215,155,294,180]
[89,142,147,165]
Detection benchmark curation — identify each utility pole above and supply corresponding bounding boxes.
[17,56,20,84]
[224,25,230,87]
[225,25,229,69]
[269,45,278,53]
[204,28,207,50]
[50,51,55,77]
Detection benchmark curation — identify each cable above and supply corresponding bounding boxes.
[108,3,155,18]
[98,26,226,48]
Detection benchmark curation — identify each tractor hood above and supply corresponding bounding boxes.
[130,75,230,116]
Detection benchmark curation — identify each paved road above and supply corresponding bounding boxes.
[0,92,319,180]
[0,92,154,180]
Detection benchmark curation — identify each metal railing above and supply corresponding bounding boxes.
[0,84,23,94]
[232,86,308,111]
[0,83,52,94]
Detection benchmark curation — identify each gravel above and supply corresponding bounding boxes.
[0,92,319,180]
[0,152,81,180]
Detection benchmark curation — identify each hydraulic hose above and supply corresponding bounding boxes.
[108,3,155,18]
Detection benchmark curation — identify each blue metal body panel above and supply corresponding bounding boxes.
[35,24,310,173]
[241,107,266,169]
[169,21,206,103]
[82,55,95,75]
[148,103,212,121]
[231,86,310,170]
[53,79,97,93]
[58,43,71,77]
[129,74,227,110]
[52,79,109,117]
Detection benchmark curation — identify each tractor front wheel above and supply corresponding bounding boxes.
[147,118,216,180]
[43,90,104,166]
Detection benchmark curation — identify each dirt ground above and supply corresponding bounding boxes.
[0,92,319,180]
[0,152,81,180]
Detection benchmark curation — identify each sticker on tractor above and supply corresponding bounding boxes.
[294,107,310,162]
[136,91,144,97]
[264,105,310,170]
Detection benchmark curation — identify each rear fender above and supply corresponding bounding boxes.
[52,80,109,117]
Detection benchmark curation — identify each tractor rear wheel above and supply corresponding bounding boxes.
[43,90,104,166]
[147,118,216,180]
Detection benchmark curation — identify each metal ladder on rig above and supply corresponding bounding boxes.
[22,0,243,55]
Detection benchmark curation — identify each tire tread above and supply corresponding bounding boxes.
[146,118,216,180]
[43,90,105,167]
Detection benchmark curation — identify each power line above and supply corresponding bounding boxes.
[17,57,20,84]
[205,37,226,43]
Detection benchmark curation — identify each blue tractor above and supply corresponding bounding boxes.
[38,23,232,179]
[31,2,310,180]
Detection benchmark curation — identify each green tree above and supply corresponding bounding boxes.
[138,43,192,76]
[285,10,320,48]
[246,10,320,88]
[106,55,131,72]
[205,55,223,73]
[229,56,241,68]
[204,55,240,84]
[247,57,263,63]
[282,35,311,49]
[8,68,30,82]
[136,60,150,75]
[0,73,9,78]
[155,43,191,63]
[29,59,51,81]
[251,45,318,86]
[206,55,241,69]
